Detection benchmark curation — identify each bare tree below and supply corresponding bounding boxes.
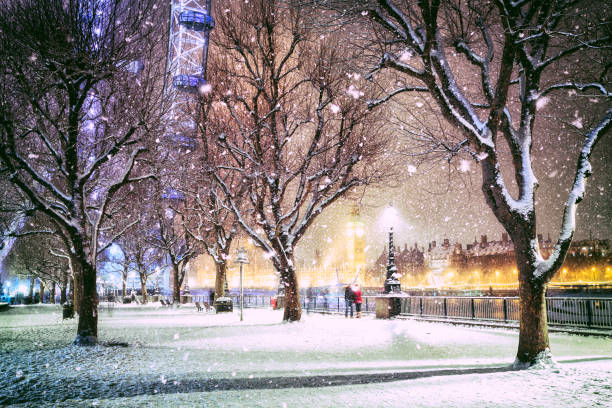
[304,0,611,365]
[182,176,241,305]
[0,0,166,344]
[118,224,163,304]
[207,0,389,321]
[4,218,71,304]
[147,177,201,304]
[176,80,246,305]
[0,180,34,277]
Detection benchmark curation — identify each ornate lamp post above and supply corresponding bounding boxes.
[384,226,402,293]
[376,203,404,318]
[235,247,249,321]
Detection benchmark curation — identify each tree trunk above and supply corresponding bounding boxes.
[74,261,98,345]
[61,284,67,304]
[73,269,82,312]
[61,270,68,304]
[516,275,550,366]
[140,276,148,304]
[280,259,301,322]
[172,265,181,304]
[39,280,44,303]
[122,266,128,298]
[28,278,35,304]
[50,282,56,304]
[214,261,227,304]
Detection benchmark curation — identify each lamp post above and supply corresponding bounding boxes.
[381,202,401,293]
[384,225,402,293]
[235,247,249,321]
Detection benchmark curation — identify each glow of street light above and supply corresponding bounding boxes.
[381,203,399,230]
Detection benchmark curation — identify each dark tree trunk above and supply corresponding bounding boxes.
[39,280,44,303]
[214,261,227,304]
[61,270,68,304]
[140,276,148,304]
[122,265,128,298]
[280,258,301,322]
[50,282,56,304]
[74,268,82,313]
[517,276,549,365]
[28,278,35,304]
[172,264,181,304]
[74,261,98,345]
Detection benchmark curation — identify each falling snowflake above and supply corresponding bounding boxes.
[330,104,340,114]
[407,164,417,175]
[458,160,471,173]
[536,96,550,111]
[346,85,363,99]
[199,83,212,94]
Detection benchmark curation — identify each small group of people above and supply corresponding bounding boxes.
[344,283,363,318]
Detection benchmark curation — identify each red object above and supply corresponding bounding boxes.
[352,286,362,304]
[271,297,277,308]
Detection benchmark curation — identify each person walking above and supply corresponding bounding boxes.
[352,283,363,318]
[344,284,355,318]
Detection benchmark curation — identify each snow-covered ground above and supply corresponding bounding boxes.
[1,303,610,407]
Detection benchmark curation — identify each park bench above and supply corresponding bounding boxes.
[160,299,171,307]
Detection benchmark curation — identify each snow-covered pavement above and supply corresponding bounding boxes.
[1,304,611,407]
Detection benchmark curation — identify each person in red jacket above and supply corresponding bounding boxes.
[351,283,363,318]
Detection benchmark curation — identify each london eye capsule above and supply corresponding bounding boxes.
[173,74,207,93]
[178,10,215,32]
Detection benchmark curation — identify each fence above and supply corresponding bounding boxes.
[219,294,612,330]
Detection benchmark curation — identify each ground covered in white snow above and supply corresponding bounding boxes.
[1,303,611,407]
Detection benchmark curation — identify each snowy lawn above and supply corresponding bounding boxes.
[1,303,611,407]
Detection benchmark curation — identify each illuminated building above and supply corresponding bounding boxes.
[345,205,366,280]
[368,234,611,290]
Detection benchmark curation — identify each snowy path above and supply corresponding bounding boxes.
[1,304,610,407]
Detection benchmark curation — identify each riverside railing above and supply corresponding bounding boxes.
[221,295,612,330]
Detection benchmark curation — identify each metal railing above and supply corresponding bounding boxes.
[220,294,612,330]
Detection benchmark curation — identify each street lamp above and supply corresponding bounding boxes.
[382,203,401,293]
[235,247,249,321]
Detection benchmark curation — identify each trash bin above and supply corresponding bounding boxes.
[62,303,74,319]
[215,297,233,313]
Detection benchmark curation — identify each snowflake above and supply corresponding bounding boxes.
[199,83,212,95]
[536,96,550,111]
[346,85,363,99]
[458,160,470,173]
